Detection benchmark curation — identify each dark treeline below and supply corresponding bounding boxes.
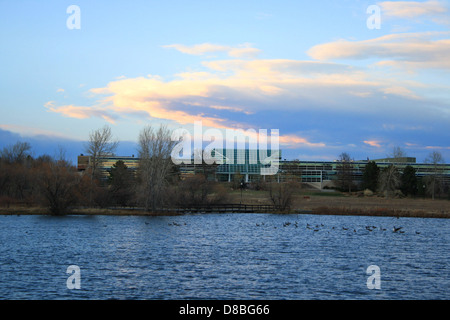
[0,141,81,214]
[1,129,448,215]
[336,151,449,199]
[0,140,294,215]
[0,125,252,215]
[0,139,230,215]
[0,131,299,215]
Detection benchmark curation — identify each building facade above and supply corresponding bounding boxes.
[77,152,450,190]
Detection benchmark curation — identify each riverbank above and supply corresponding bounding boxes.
[226,189,450,219]
[298,196,449,218]
[1,191,449,218]
[0,207,182,216]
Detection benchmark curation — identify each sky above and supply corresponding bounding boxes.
[0,0,449,164]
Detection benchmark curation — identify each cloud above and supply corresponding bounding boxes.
[425,145,450,149]
[405,142,419,147]
[45,67,331,148]
[45,101,118,124]
[228,46,262,58]
[364,140,383,148]
[163,43,262,58]
[280,134,326,148]
[308,32,450,70]
[209,105,253,115]
[0,124,74,140]
[381,86,420,99]
[46,43,449,152]
[163,43,228,55]
[378,0,450,24]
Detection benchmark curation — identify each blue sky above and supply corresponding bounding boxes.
[1,0,449,163]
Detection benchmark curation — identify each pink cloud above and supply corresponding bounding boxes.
[45,102,118,124]
[279,134,326,148]
[364,140,383,148]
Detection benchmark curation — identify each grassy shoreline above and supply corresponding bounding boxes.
[1,191,449,218]
[0,207,182,216]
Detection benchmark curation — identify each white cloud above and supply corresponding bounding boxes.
[378,0,450,24]
[163,43,262,58]
[308,32,450,70]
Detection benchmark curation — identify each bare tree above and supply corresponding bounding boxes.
[37,151,80,215]
[0,141,32,164]
[337,152,354,193]
[0,142,35,204]
[84,125,119,178]
[174,174,213,206]
[378,164,401,198]
[388,146,407,159]
[137,125,176,212]
[425,150,445,200]
[268,179,300,212]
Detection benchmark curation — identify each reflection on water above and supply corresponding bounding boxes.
[0,213,448,299]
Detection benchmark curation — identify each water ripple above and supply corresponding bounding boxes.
[0,214,448,299]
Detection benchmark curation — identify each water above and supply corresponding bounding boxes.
[0,213,448,300]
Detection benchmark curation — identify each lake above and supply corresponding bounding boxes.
[0,213,448,300]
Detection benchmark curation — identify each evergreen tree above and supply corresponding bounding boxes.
[401,165,417,196]
[362,161,379,192]
[109,160,134,206]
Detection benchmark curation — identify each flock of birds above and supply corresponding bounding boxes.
[168,222,186,227]
[144,221,186,226]
[155,220,421,235]
[253,221,421,234]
